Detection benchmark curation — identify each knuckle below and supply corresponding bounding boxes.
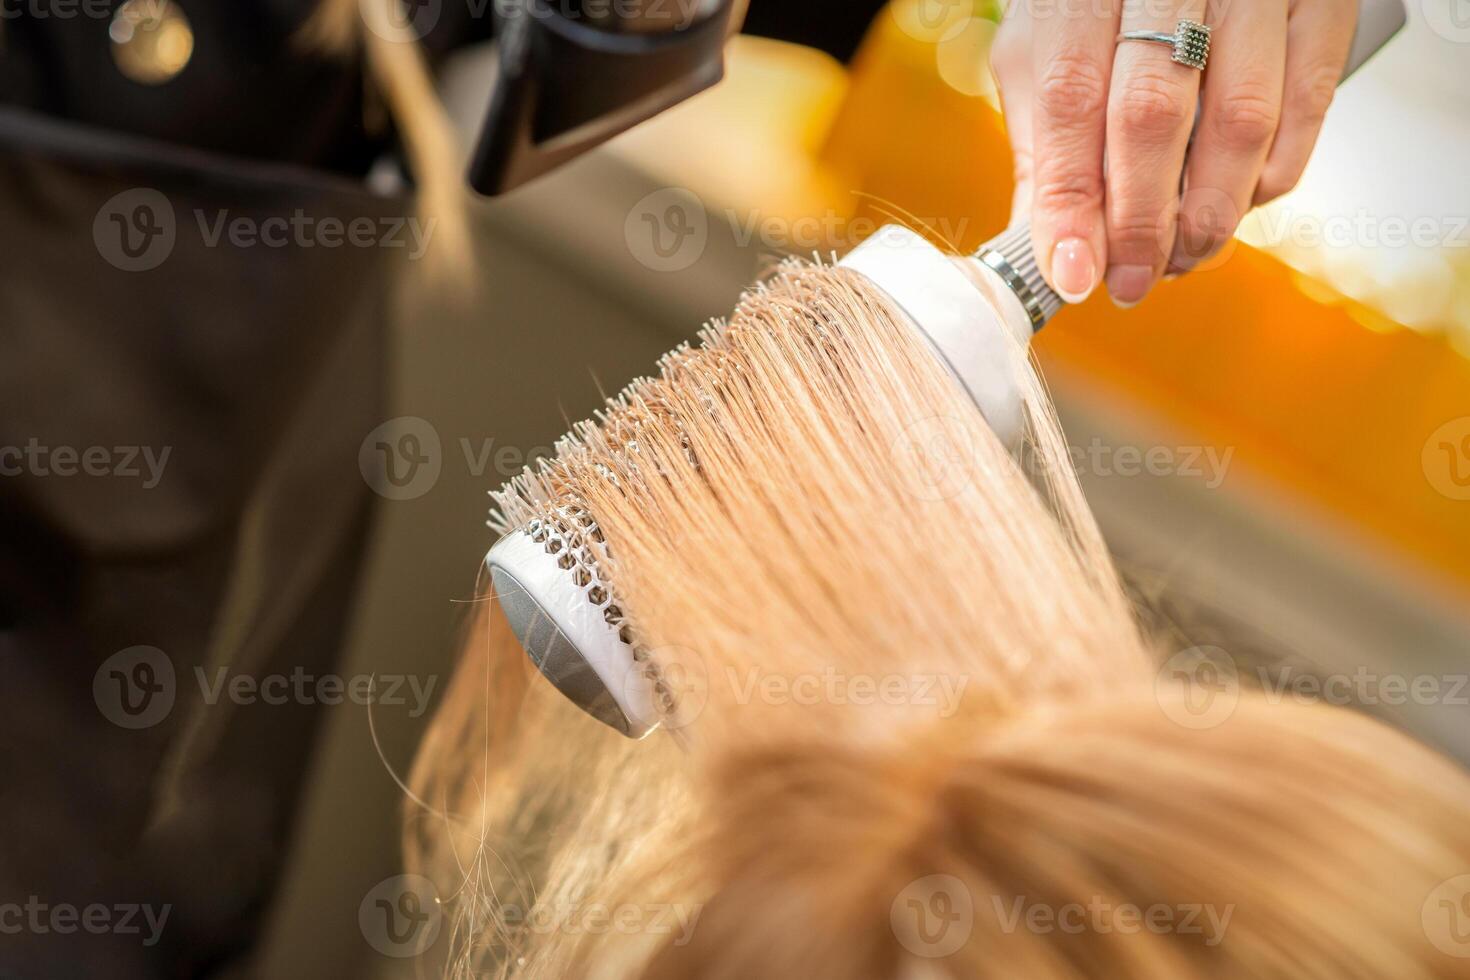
[1033,169,1104,216]
[1109,210,1171,252]
[1036,53,1110,130]
[1111,72,1195,141]
[1213,88,1281,150]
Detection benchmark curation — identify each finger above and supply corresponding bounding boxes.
[1252,0,1357,206]
[1171,0,1287,275]
[1028,0,1119,303]
[991,6,1035,220]
[1104,0,1206,306]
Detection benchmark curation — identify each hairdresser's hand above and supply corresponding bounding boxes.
[992,0,1358,307]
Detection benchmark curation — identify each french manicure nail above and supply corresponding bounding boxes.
[1050,237,1097,304]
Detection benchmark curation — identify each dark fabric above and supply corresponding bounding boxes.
[0,109,393,978]
[0,7,473,977]
[0,0,497,174]
[0,0,380,173]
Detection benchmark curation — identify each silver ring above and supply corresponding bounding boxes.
[1117,19,1212,70]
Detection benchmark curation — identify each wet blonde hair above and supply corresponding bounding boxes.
[408,259,1470,979]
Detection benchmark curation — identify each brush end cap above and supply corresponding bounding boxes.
[839,225,1030,449]
[487,529,659,739]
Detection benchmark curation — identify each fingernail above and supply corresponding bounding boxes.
[1106,264,1153,306]
[1050,237,1097,303]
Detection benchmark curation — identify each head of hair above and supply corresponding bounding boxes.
[409,258,1470,979]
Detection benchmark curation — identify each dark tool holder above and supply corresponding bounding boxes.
[469,0,736,195]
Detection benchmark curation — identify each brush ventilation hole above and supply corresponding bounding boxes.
[524,500,667,715]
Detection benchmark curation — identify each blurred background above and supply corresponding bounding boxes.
[19,0,1463,976]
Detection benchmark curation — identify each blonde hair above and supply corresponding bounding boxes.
[409,259,1470,978]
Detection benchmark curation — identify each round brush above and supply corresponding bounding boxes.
[484,0,1405,736]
